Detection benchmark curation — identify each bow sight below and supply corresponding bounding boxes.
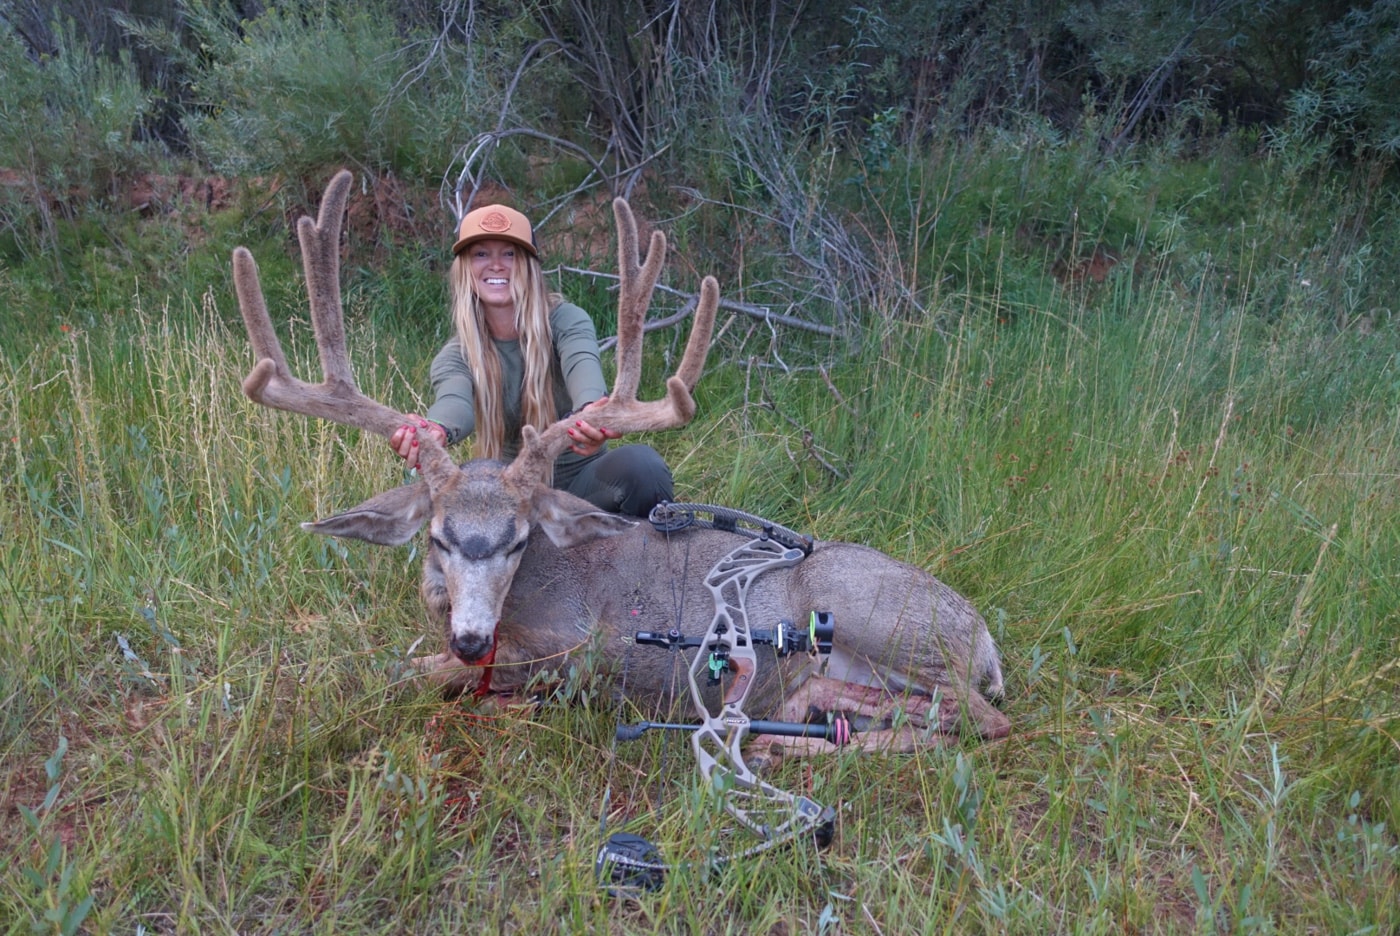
[635,610,835,669]
[617,612,843,742]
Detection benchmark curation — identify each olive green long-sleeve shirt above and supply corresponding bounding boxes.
[424,301,609,486]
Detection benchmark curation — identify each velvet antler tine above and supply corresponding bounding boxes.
[233,246,290,382]
[510,424,565,486]
[674,275,719,392]
[612,198,667,404]
[300,170,355,390]
[611,198,642,403]
[505,199,720,488]
[234,170,413,442]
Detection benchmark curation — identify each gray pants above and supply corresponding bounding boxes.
[561,444,673,517]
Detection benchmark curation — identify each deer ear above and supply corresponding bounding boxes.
[302,481,432,545]
[530,486,637,549]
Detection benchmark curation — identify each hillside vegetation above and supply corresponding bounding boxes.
[2,2,1397,932]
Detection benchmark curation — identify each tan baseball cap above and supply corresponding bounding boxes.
[452,204,538,257]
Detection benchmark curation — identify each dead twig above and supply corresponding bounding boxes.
[596,295,698,352]
[754,369,847,482]
[817,363,855,417]
[557,265,841,338]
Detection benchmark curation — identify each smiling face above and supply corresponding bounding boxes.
[465,239,519,320]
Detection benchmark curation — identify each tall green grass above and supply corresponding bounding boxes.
[2,215,1395,931]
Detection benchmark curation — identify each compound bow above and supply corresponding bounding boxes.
[596,503,854,892]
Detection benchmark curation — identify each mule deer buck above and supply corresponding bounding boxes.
[233,171,1008,752]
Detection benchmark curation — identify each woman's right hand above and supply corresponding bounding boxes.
[390,415,448,469]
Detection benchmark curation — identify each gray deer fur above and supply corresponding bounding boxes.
[233,171,1008,750]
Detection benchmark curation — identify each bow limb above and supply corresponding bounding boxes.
[684,539,835,850]
[691,717,831,843]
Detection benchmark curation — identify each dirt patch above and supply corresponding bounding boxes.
[1054,244,1123,285]
[5,163,701,281]
[0,167,232,219]
[0,710,106,859]
[126,173,234,216]
[340,171,444,252]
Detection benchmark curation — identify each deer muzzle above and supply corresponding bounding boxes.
[450,629,496,665]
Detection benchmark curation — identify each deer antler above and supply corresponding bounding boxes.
[507,198,719,485]
[233,170,409,439]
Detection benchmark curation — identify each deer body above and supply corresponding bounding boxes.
[306,462,1008,739]
[418,516,1008,737]
[235,171,1008,751]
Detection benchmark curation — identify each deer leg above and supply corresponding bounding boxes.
[747,678,933,765]
[748,676,1007,764]
[789,674,1009,741]
[955,688,1011,740]
[768,676,894,722]
[877,684,1009,741]
[766,676,951,734]
[754,724,932,760]
[408,651,475,691]
[406,651,551,709]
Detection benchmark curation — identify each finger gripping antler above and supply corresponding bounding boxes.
[233,170,409,440]
[507,198,719,485]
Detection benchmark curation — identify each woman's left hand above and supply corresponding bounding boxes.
[566,397,622,457]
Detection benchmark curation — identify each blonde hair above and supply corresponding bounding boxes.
[449,249,562,460]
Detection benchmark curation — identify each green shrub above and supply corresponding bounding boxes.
[181,0,487,181]
[0,16,154,261]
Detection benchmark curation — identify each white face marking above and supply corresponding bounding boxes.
[443,552,524,643]
[429,514,530,653]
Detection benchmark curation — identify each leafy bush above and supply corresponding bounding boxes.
[1299,0,1400,158]
[180,0,489,181]
[0,15,153,261]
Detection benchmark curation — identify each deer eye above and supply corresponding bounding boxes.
[507,537,528,556]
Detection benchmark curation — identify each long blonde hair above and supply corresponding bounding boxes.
[449,250,562,460]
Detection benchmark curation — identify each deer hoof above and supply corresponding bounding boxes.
[743,740,787,776]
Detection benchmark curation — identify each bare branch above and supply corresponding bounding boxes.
[754,375,847,481]
[378,0,479,108]
[597,294,698,352]
[556,265,841,338]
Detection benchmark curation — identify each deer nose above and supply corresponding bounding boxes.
[451,632,494,665]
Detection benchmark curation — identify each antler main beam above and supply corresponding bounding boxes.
[233,170,408,439]
[235,172,718,477]
[508,198,719,484]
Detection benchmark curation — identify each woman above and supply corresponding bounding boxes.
[389,203,673,518]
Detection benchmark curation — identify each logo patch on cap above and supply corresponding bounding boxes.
[480,211,512,233]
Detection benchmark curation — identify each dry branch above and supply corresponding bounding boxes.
[559,265,841,340]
